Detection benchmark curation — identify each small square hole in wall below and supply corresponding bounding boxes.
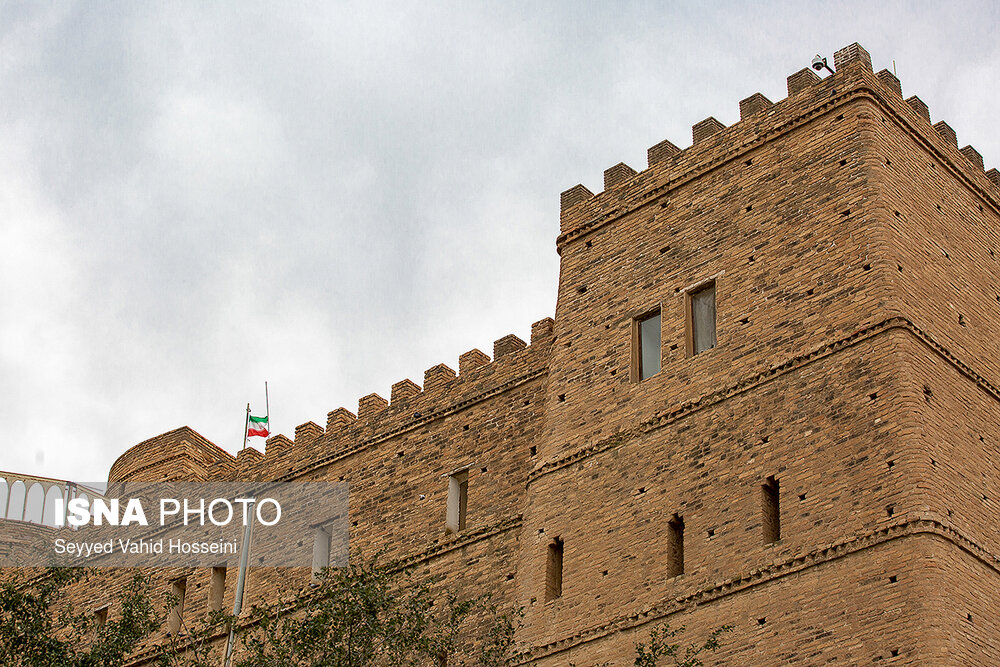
[890,649,899,657]
[886,504,895,517]
[530,446,537,457]
[558,394,566,402]
[799,493,806,501]
[707,528,715,538]
[840,159,847,166]
[887,460,895,468]
[888,575,897,583]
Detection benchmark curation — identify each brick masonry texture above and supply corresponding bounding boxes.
[5,42,1000,665]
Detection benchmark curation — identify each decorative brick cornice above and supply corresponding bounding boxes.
[513,513,1000,663]
[528,316,1000,486]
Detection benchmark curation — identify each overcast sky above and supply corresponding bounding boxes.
[2,1,998,484]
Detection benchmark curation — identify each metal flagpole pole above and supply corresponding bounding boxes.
[223,497,255,667]
[242,403,250,452]
[264,382,269,436]
[226,399,256,666]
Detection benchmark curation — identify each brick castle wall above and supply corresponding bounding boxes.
[5,42,1000,665]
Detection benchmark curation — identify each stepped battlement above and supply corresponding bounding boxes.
[231,317,555,481]
[558,42,999,246]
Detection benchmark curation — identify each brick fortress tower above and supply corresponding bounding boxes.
[5,42,999,666]
[519,42,1000,664]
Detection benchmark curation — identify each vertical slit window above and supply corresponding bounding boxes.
[312,525,332,582]
[545,537,564,601]
[687,281,717,355]
[667,514,684,577]
[762,476,780,544]
[209,566,226,613]
[446,470,468,534]
[634,309,662,380]
[168,578,186,635]
[94,606,109,628]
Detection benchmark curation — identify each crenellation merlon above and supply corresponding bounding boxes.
[692,117,726,144]
[960,146,984,171]
[933,121,958,147]
[987,169,1000,187]
[906,96,931,123]
[295,421,323,444]
[358,393,388,419]
[604,163,637,191]
[265,433,293,457]
[424,364,457,393]
[559,184,596,234]
[391,379,421,403]
[647,138,681,167]
[739,93,773,120]
[459,349,491,374]
[876,69,902,97]
[327,407,357,430]
[237,446,263,466]
[531,317,555,344]
[494,334,527,359]
[560,184,594,214]
[833,42,872,72]
[786,68,821,96]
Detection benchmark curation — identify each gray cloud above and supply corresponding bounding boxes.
[1,1,998,482]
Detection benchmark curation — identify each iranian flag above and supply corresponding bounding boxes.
[248,414,269,438]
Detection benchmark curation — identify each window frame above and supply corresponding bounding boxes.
[631,305,663,382]
[684,277,718,357]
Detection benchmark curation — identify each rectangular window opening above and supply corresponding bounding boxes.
[312,525,332,582]
[167,578,186,635]
[667,514,684,577]
[633,309,661,381]
[687,281,717,356]
[208,566,226,613]
[94,605,109,628]
[545,537,564,601]
[762,476,780,544]
[446,470,469,534]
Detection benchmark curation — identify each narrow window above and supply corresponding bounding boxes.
[687,281,717,355]
[94,606,109,628]
[762,476,780,544]
[633,309,661,380]
[445,470,468,534]
[312,525,331,582]
[167,578,186,635]
[208,566,226,613]
[667,514,684,577]
[545,537,564,601]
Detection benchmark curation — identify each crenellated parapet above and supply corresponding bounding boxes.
[557,42,1000,246]
[250,317,556,480]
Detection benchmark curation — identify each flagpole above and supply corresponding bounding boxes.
[264,381,269,434]
[242,403,250,452]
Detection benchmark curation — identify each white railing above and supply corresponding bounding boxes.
[0,470,106,527]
